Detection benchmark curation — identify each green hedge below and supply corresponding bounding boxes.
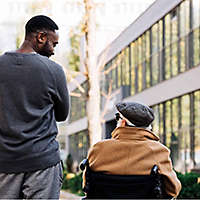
[177,171,200,199]
[62,167,84,196]
[68,172,84,196]
[61,168,69,190]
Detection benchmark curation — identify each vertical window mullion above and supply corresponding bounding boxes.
[163,102,166,145]
[120,53,123,86]
[158,104,161,138]
[158,22,161,83]
[185,1,189,71]
[131,43,135,95]
[162,18,166,80]
[170,100,173,133]
[143,34,147,89]
[190,93,195,166]
[177,6,181,73]
[115,58,118,89]
[135,42,138,93]
[126,48,130,87]
[129,45,132,94]
[150,28,153,86]
[178,97,182,158]
[189,0,194,68]
[170,15,173,77]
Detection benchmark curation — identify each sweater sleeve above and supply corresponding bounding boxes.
[53,65,70,122]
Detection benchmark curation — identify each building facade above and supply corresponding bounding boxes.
[67,0,200,173]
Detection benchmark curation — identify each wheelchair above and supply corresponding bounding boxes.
[80,158,172,199]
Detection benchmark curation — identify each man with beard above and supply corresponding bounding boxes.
[0,15,70,199]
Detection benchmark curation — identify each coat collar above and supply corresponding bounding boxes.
[111,126,159,141]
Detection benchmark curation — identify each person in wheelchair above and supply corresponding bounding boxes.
[82,102,181,198]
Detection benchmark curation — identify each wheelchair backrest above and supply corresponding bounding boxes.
[80,159,168,199]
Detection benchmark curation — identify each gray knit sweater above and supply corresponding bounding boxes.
[0,52,69,173]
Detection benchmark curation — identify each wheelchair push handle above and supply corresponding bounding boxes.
[151,165,159,176]
[80,158,89,171]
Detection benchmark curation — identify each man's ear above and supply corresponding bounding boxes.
[121,119,126,127]
[36,32,47,44]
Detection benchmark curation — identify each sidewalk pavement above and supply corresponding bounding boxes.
[60,190,82,200]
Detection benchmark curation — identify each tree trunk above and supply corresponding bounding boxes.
[84,0,102,146]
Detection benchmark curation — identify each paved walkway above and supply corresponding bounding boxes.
[60,190,82,200]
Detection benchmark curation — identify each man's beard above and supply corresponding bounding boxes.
[37,41,53,58]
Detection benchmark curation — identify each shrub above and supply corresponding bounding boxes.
[61,167,69,190]
[61,165,84,196]
[177,171,200,199]
[68,172,84,196]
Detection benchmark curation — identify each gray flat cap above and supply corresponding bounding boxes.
[116,102,154,127]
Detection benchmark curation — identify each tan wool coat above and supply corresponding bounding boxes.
[84,126,181,197]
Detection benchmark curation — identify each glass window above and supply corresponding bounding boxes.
[172,98,179,134]
[158,20,163,51]
[165,46,171,80]
[70,83,87,122]
[111,62,117,91]
[170,98,179,167]
[193,27,200,67]
[179,38,186,73]
[119,52,124,88]
[149,30,153,86]
[151,93,200,172]
[181,95,190,172]
[189,93,195,166]
[151,53,159,85]
[121,50,126,86]
[188,0,195,69]
[171,42,178,77]
[69,130,89,164]
[104,62,111,93]
[141,35,146,90]
[165,101,171,147]
[141,34,146,64]
[145,31,151,88]
[137,63,142,92]
[70,96,76,121]
[142,62,146,90]
[145,58,151,88]
[134,40,139,93]
[171,8,178,43]
[165,14,171,47]
[117,54,122,88]
[152,23,159,54]
[177,5,180,74]
[112,57,119,89]
[125,47,130,86]
[130,42,135,95]
[138,37,142,64]
[160,103,166,144]
[105,60,112,92]
[180,0,190,37]
[192,0,200,29]
[157,21,163,82]
[108,61,113,91]
[152,105,159,133]
[137,37,143,92]
[146,30,150,58]
[128,45,132,91]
